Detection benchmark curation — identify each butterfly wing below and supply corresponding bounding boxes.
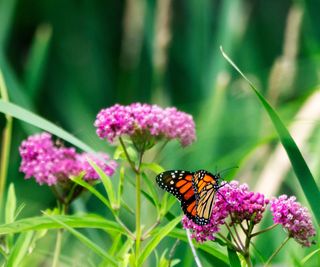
[156,170,197,221]
[192,170,220,225]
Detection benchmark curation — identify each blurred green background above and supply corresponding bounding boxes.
[1,0,320,266]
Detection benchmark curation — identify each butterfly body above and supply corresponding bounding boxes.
[156,170,220,225]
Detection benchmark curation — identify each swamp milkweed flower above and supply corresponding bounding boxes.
[19,132,117,186]
[94,103,196,148]
[182,181,269,242]
[270,195,316,247]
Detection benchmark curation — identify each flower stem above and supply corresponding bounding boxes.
[135,151,143,262]
[251,224,278,237]
[186,229,203,267]
[119,137,138,174]
[52,229,62,267]
[264,236,290,267]
[243,253,253,267]
[0,70,12,207]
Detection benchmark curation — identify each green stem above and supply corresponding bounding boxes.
[135,151,143,262]
[0,70,12,207]
[52,229,62,267]
[251,224,278,237]
[243,253,253,267]
[264,236,290,267]
[119,137,138,174]
[217,233,241,252]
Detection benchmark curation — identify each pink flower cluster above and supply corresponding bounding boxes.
[270,195,316,247]
[94,103,196,147]
[19,133,117,185]
[183,181,315,247]
[182,181,269,242]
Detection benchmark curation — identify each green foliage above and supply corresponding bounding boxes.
[0,0,320,266]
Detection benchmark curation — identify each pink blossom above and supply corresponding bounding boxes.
[270,195,316,247]
[94,103,196,147]
[19,133,117,185]
[183,181,269,242]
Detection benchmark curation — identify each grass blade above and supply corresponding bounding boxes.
[44,212,117,266]
[6,231,34,267]
[24,24,52,98]
[71,174,112,210]
[0,70,12,205]
[138,216,182,266]
[87,158,116,206]
[0,99,93,152]
[0,214,123,235]
[220,47,320,224]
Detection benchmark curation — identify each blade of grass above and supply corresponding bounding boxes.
[138,216,182,266]
[0,99,93,152]
[220,47,320,224]
[0,70,12,206]
[24,24,52,98]
[0,214,124,235]
[87,159,115,207]
[70,175,112,210]
[43,212,117,266]
[6,231,34,267]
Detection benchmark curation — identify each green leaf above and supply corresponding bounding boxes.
[0,99,93,152]
[301,248,320,265]
[44,212,117,266]
[71,174,112,210]
[141,162,165,174]
[87,158,116,207]
[0,214,124,235]
[168,228,228,263]
[141,172,160,211]
[138,216,182,266]
[227,236,241,267]
[4,183,16,249]
[221,47,320,224]
[5,183,16,224]
[23,24,52,97]
[6,231,34,267]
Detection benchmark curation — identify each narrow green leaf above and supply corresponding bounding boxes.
[87,158,115,206]
[5,183,16,249]
[141,162,165,174]
[0,214,124,235]
[227,236,241,267]
[221,47,320,224]
[5,183,16,224]
[138,216,182,265]
[168,228,228,263]
[301,248,320,265]
[7,231,34,267]
[0,100,93,152]
[44,212,117,266]
[141,172,160,210]
[70,174,112,210]
[24,24,52,98]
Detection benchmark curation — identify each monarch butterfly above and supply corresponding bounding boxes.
[156,170,220,225]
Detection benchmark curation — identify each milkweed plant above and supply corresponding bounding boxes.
[0,98,316,267]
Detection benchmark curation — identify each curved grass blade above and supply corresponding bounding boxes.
[44,212,117,266]
[138,216,182,266]
[0,214,124,235]
[70,174,112,210]
[220,47,320,224]
[0,99,93,152]
[6,231,34,267]
[169,228,228,264]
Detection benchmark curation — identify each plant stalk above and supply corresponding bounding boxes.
[52,229,62,267]
[264,236,290,267]
[0,70,12,207]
